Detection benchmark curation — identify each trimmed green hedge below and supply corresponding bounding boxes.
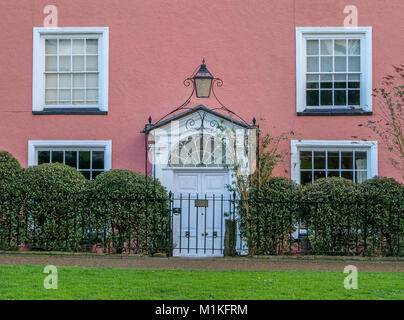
[241,177,299,255]
[0,149,402,256]
[240,176,403,256]
[358,177,404,255]
[0,151,23,248]
[20,163,89,250]
[300,177,361,254]
[90,170,169,253]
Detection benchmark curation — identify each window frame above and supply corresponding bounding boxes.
[28,140,112,173]
[296,27,372,114]
[33,27,109,113]
[290,140,378,184]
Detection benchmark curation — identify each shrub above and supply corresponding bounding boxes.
[90,170,169,253]
[358,177,404,255]
[301,177,360,254]
[240,177,299,255]
[0,151,23,248]
[20,163,89,250]
[0,151,22,179]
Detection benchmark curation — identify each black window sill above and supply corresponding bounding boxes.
[33,108,107,115]
[297,108,372,116]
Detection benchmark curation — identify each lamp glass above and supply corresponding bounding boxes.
[195,78,212,98]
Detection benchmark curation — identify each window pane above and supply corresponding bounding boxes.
[65,151,77,168]
[59,89,71,102]
[327,171,340,178]
[79,151,90,169]
[38,151,50,164]
[45,39,57,54]
[73,74,85,88]
[80,171,91,180]
[72,39,84,54]
[320,40,332,55]
[348,40,360,55]
[334,40,346,55]
[59,74,71,89]
[45,74,58,88]
[59,39,71,55]
[45,90,57,103]
[86,39,98,54]
[334,56,347,72]
[314,171,326,181]
[86,89,98,102]
[73,56,84,71]
[334,74,346,88]
[348,74,360,88]
[306,40,319,55]
[356,171,367,183]
[59,56,71,72]
[86,74,98,88]
[86,56,98,71]
[348,81,360,89]
[327,152,339,169]
[92,171,103,180]
[306,90,319,106]
[348,74,360,81]
[307,74,318,82]
[321,57,333,72]
[92,151,105,169]
[348,90,360,105]
[307,57,319,72]
[307,74,319,89]
[320,90,332,105]
[348,56,360,72]
[300,151,312,169]
[313,151,326,169]
[341,171,353,181]
[52,151,64,164]
[341,152,353,169]
[73,89,85,102]
[300,171,312,184]
[320,74,332,88]
[334,90,346,105]
[355,151,367,169]
[307,82,319,89]
[45,56,57,71]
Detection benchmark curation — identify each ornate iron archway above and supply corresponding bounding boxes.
[142,60,259,199]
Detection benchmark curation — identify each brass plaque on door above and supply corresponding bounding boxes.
[194,199,208,207]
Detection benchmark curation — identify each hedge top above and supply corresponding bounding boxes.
[359,176,404,203]
[91,169,168,200]
[0,150,22,177]
[301,176,358,202]
[0,151,23,197]
[22,162,88,200]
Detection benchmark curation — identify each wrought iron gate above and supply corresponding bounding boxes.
[169,192,245,257]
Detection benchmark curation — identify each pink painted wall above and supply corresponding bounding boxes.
[0,0,403,182]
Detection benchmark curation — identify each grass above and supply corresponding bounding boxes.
[0,264,403,300]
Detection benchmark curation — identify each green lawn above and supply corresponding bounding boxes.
[0,265,403,300]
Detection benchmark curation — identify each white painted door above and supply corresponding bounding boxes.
[172,171,229,257]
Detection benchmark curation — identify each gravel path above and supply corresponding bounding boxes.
[1,253,403,272]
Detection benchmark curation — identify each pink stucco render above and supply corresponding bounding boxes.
[0,0,403,181]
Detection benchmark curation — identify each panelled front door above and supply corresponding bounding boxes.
[172,170,229,257]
